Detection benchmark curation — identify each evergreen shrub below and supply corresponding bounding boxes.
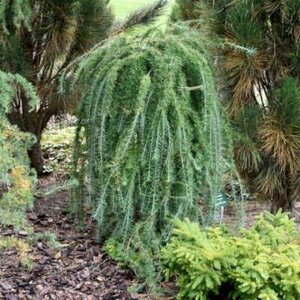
[0,0,113,174]
[173,0,300,212]
[0,71,37,266]
[163,212,300,300]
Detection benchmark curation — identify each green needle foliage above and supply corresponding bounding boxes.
[0,70,37,225]
[174,0,300,213]
[69,23,233,288]
[212,0,300,213]
[0,70,38,266]
[163,212,300,300]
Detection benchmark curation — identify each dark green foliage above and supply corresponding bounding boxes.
[163,212,300,300]
[0,0,32,33]
[0,71,38,114]
[216,0,300,212]
[174,0,300,212]
[70,24,232,287]
[0,0,113,174]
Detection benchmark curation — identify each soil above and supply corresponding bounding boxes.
[1,176,299,300]
[0,177,146,300]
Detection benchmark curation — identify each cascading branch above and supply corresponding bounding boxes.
[0,0,32,33]
[70,24,231,286]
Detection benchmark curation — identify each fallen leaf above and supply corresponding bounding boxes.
[53,251,61,259]
[1,282,12,290]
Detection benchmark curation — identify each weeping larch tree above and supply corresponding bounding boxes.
[174,0,300,212]
[67,23,234,286]
[0,0,113,174]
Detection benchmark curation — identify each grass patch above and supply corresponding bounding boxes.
[110,0,156,19]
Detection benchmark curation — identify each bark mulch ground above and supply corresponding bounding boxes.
[1,176,299,300]
[0,179,148,300]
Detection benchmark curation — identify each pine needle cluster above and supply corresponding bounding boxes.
[0,0,32,33]
[174,0,300,212]
[69,24,232,287]
[212,0,300,212]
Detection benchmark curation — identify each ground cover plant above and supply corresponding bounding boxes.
[163,211,300,300]
[42,126,76,177]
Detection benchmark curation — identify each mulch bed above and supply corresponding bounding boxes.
[0,184,144,300]
[1,176,299,300]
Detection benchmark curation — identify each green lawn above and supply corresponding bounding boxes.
[110,0,156,19]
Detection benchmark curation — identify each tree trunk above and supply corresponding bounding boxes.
[270,190,292,214]
[28,137,45,176]
[9,112,46,176]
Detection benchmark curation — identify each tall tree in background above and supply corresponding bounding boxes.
[0,0,113,174]
[173,0,300,212]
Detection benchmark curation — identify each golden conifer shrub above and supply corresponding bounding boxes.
[0,71,38,267]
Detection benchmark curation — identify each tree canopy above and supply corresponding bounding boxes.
[0,0,113,174]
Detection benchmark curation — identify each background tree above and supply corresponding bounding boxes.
[171,0,202,21]
[0,0,113,174]
[173,0,300,212]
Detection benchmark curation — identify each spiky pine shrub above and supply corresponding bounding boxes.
[173,0,300,213]
[210,1,300,213]
[69,24,232,288]
[233,78,300,212]
[163,212,300,300]
[0,71,38,267]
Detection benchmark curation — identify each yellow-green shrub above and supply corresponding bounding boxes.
[162,212,300,300]
[0,71,38,265]
[0,123,36,228]
[0,237,32,268]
